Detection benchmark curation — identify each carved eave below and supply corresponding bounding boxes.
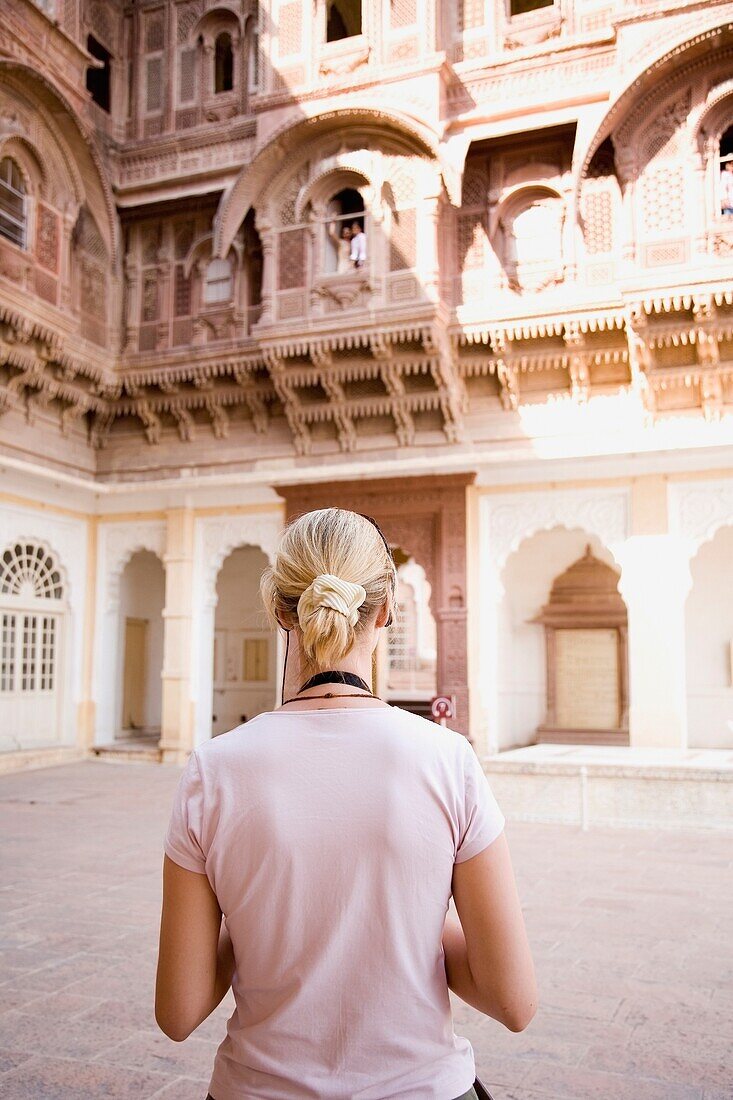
[256,319,436,360]
[0,301,113,388]
[0,320,113,435]
[623,292,733,420]
[454,310,626,345]
[115,382,277,445]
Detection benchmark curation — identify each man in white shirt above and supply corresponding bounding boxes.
[350,221,367,268]
[721,156,733,215]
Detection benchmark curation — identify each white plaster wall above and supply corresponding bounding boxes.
[685,525,733,749]
[0,501,88,749]
[213,545,275,732]
[498,528,619,751]
[117,551,165,732]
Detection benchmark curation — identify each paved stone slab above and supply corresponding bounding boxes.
[1,760,731,1099]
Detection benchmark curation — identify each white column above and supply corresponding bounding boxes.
[617,535,693,750]
[160,507,196,762]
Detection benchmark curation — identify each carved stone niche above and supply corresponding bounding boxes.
[531,546,629,746]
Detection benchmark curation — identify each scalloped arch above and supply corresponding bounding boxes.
[213,107,441,257]
[573,20,733,204]
[498,524,623,583]
[106,539,166,610]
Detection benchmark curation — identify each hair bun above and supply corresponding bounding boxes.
[297,573,367,628]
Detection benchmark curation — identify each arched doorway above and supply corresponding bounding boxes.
[212,545,275,735]
[116,550,165,744]
[0,541,66,751]
[498,527,624,750]
[686,525,733,748]
[382,554,437,717]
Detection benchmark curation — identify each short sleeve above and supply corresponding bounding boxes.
[455,740,505,864]
[164,751,208,874]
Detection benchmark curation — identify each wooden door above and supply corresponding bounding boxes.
[122,617,147,730]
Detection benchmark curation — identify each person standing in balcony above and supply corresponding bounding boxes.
[720,154,733,215]
[327,220,353,273]
[350,219,367,267]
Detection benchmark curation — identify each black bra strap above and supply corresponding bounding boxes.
[299,670,372,693]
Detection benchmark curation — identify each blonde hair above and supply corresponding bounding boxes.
[260,508,396,670]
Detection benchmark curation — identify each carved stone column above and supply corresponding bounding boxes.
[59,207,76,312]
[123,258,140,352]
[257,222,275,325]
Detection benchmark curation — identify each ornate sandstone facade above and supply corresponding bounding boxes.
[1,0,733,790]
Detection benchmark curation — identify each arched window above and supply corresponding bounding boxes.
[204,257,233,303]
[0,158,27,249]
[326,0,361,42]
[214,32,234,93]
[0,543,63,600]
[719,124,733,217]
[324,187,365,274]
[0,543,64,707]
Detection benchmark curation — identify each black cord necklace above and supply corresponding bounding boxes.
[299,670,372,693]
[281,669,380,707]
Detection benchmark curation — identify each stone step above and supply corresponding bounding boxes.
[91,741,162,764]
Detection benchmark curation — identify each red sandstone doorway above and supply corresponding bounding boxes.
[276,474,473,737]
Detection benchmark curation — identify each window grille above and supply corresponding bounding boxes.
[0,544,63,600]
[390,0,417,29]
[0,158,27,250]
[145,56,164,113]
[40,616,56,691]
[389,208,416,271]
[22,614,37,692]
[583,189,613,255]
[145,14,165,52]
[278,228,306,290]
[178,47,198,104]
[457,212,486,271]
[174,264,192,315]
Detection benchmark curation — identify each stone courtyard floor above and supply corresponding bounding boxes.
[0,761,731,1100]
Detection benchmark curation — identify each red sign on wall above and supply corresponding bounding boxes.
[431,695,456,724]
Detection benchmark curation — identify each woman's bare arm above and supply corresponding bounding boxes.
[155,855,235,1042]
[443,832,537,1032]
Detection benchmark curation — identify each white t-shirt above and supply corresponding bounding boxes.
[164,705,505,1100]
